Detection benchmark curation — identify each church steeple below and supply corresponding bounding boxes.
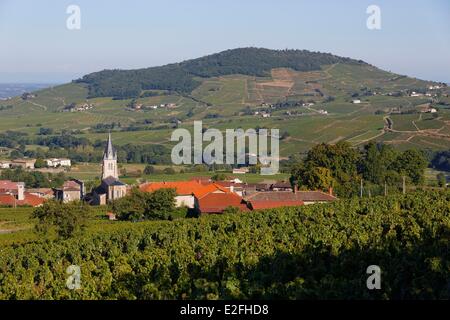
[104,132,117,160]
[101,132,118,180]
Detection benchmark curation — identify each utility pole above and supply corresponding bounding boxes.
[402,176,406,195]
[384,181,387,197]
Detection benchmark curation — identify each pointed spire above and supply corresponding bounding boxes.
[104,131,116,160]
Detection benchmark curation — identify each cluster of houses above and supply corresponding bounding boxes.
[0,158,37,169]
[139,178,336,214]
[0,133,337,214]
[0,180,47,207]
[0,158,71,169]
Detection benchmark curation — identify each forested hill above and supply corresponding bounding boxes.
[75,48,367,99]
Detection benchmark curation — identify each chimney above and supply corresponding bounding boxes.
[328,187,333,196]
[17,182,25,201]
[230,185,234,193]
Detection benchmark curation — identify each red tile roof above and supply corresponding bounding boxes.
[0,192,45,207]
[0,180,20,191]
[139,181,228,198]
[197,192,249,214]
[245,191,336,203]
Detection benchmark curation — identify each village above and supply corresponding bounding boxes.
[0,133,336,216]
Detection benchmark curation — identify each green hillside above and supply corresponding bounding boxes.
[1,48,449,158]
[76,48,365,99]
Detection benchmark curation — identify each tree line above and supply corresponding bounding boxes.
[290,141,428,197]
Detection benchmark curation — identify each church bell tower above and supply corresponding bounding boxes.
[102,132,118,180]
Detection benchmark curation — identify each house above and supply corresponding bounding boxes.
[243,183,271,195]
[270,182,293,192]
[0,180,45,207]
[195,192,249,214]
[419,105,438,113]
[54,179,84,203]
[106,212,117,221]
[244,189,337,208]
[0,160,11,169]
[45,158,72,168]
[140,181,228,208]
[232,167,249,174]
[244,192,305,210]
[214,181,245,196]
[0,192,45,207]
[11,158,36,169]
[91,133,127,205]
[27,188,54,199]
[0,180,25,198]
[294,190,337,204]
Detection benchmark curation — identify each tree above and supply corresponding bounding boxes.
[290,163,335,191]
[147,188,177,219]
[302,141,360,195]
[34,158,46,168]
[163,167,176,175]
[361,143,398,185]
[112,188,177,221]
[303,166,335,191]
[32,200,91,239]
[211,173,228,181]
[144,165,156,175]
[38,127,54,135]
[392,149,428,185]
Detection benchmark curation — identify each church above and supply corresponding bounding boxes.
[91,133,127,205]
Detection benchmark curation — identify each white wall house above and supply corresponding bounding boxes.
[0,161,11,169]
[46,158,72,168]
[175,195,195,208]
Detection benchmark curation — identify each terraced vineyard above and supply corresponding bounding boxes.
[1,49,449,157]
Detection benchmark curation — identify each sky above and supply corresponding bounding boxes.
[0,0,449,83]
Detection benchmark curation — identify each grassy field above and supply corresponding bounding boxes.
[66,162,289,184]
